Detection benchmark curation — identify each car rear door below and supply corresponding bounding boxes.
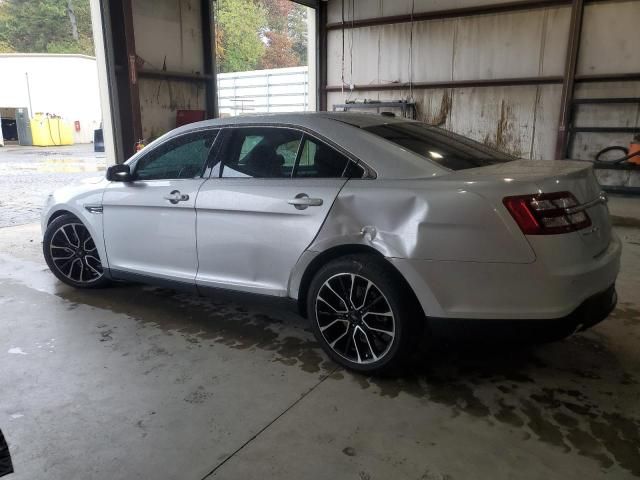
[195,126,364,296]
[102,129,219,284]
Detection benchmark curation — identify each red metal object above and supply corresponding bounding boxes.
[629,135,640,166]
[135,139,146,151]
[74,120,81,132]
[176,110,206,127]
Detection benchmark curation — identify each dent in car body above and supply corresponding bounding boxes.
[307,179,536,263]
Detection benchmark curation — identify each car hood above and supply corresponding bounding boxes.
[48,176,109,204]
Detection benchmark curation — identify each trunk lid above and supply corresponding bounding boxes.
[455,160,611,259]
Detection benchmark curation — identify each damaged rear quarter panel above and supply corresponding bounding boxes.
[310,179,535,264]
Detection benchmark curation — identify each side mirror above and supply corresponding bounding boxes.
[106,164,134,182]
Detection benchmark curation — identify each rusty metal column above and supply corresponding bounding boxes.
[201,0,218,119]
[317,0,328,111]
[554,0,584,159]
[121,0,143,149]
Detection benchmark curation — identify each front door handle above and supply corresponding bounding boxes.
[163,190,189,204]
[287,193,323,210]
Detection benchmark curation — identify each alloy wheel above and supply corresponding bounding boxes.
[315,273,396,364]
[49,223,103,283]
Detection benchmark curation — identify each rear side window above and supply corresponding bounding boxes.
[364,122,514,170]
[294,136,364,179]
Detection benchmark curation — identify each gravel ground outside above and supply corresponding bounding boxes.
[0,144,106,228]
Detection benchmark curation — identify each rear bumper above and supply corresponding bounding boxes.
[390,232,621,319]
[427,284,617,343]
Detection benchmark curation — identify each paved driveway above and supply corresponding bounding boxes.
[0,144,105,228]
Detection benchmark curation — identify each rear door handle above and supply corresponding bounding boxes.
[287,193,323,210]
[163,190,189,204]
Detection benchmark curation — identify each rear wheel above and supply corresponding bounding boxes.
[307,254,420,374]
[43,214,110,289]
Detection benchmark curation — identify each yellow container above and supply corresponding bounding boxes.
[31,114,74,146]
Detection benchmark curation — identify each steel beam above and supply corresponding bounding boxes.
[326,0,572,31]
[120,0,143,150]
[201,0,218,119]
[555,0,584,159]
[325,76,564,92]
[317,0,328,111]
[575,72,640,83]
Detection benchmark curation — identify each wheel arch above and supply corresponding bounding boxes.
[294,244,424,319]
[47,209,80,226]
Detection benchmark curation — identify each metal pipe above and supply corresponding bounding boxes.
[201,0,217,119]
[24,72,33,116]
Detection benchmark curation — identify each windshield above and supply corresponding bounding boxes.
[363,122,515,170]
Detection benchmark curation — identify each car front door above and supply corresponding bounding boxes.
[102,129,219,284]
[195,126,365,296]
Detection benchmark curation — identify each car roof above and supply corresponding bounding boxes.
[143,112,448,180]
[172,111,410,131]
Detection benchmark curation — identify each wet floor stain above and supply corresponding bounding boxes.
[350,334,640,477]
[29,280,640,477]
[56,283,331,375]
[342,446,356,457]
[184,386,213,405]
[610,302,640,327]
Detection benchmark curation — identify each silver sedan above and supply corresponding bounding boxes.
[41,113,620,374]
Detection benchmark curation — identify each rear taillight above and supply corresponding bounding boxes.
[503,191,591,235]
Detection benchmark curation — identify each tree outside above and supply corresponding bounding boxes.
[0,0,94,55]
[0,0,309,73]
[214,0,309,73]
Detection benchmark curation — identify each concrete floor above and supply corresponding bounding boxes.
[1,220,639,479]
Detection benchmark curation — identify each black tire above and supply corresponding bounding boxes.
[307,254,421,375]
[43,214,110,289]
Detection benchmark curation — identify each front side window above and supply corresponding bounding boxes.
[363,122,514,171]
[134,130,218,181]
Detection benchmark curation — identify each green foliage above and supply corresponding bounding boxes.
[287,3,308,66]
[216,0,266,73]
[0,0,94,55]
[0,0,309,70]
[216,0,308,73]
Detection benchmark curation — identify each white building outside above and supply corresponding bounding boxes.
[0,53,102,144]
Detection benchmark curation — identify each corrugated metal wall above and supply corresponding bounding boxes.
[325,0,640,165]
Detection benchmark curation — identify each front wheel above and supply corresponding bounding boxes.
[43,214,110,289]
[307,254,420,374]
